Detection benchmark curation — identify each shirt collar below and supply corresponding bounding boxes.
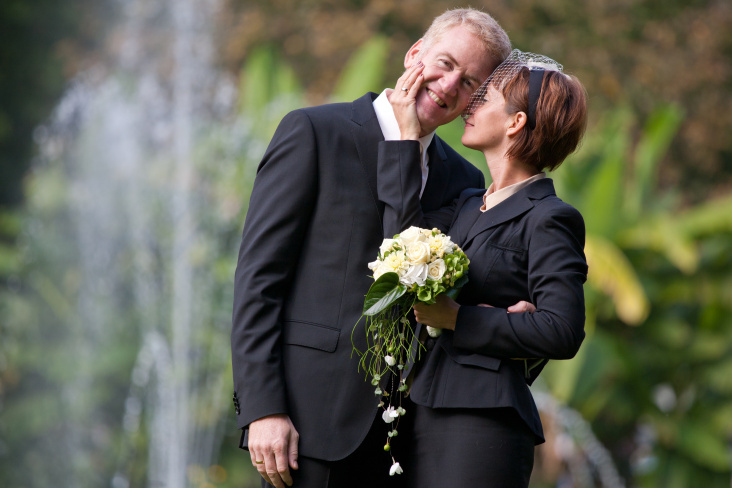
[481,172,546,212]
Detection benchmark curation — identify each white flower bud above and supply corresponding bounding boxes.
[390,462,403,476]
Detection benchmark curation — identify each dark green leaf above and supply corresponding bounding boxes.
[443,285,464,301]
[363,272,408,315]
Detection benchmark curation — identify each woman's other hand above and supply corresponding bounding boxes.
[388,62,424,140]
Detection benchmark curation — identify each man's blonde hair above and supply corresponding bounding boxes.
[421,8,511,69]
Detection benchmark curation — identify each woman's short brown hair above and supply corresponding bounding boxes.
[501,69,588,172]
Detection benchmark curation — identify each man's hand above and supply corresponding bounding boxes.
[248,414,299,488]
[478,300,536,313]
[507,300,536,313]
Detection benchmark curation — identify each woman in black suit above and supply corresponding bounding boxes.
[377,50,589,487]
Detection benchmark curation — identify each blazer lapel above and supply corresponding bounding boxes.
[420,136,450,212]
[350,92,386,221]
[462,178,557,248]
[449,191,484,246]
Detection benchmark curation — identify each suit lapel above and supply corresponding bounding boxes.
[350,92,386,221]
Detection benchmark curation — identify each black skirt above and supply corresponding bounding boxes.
[406,404,535,488]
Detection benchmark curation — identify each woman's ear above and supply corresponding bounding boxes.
[506,111,528,136]
[404,39,424,68]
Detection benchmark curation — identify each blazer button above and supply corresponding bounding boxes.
[425,338,436,350]
[232,393,241,415]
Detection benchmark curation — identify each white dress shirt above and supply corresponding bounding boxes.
[373,90,435,197]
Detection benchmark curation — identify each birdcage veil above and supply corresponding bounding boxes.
[462,49,564,126]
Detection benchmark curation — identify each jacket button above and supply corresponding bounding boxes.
[232,393,241,415]
[425,338,436,350]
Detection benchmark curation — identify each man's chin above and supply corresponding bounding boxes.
[427,116,458,131]
[417,111,458,134]
[416,101,455,129]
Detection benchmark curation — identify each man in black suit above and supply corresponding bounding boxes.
[231,8,511,488]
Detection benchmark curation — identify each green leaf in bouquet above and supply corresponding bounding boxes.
[417,287,434,303]
[444,285,463,301]
[363,272,408,315]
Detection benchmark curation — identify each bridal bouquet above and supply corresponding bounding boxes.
[351,226,469,467]
[351,226,469,472]
[353,225,469,377]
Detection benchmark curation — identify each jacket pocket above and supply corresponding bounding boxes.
[282,320,340,352]
[440,340,501,371]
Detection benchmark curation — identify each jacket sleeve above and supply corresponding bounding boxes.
[376,140,457,236]
[377,140,424,238]
[452,204,588,360]
[231,109,318,429]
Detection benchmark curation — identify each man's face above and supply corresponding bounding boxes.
[404,26,497,136]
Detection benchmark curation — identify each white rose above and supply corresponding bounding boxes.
[382,250,407,274]
[406,241,430,264]
[427,259,446,282]
[368,259,382,272]
[398,226,425,246]
[379,238,398,256]
[428,234,453,258]
[382,251,406,271]
[401,263,428,286]
[373,263,390,280]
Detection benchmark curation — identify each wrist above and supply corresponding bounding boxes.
[399,130,420,141]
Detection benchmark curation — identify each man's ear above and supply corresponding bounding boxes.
[404,39,424,69]
[507,112,528,136]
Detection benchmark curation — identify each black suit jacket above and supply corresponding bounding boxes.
[231,93,484,461]
[377,141,587,443]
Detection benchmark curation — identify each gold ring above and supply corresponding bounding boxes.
[255,460,264,464]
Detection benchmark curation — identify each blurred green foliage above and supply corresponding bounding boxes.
[536,102,732,486]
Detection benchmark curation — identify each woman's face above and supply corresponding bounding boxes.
[461,85,513,152]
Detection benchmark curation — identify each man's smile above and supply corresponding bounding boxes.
[427,89,447,108]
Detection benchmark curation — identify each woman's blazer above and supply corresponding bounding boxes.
[377,141,588,442]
